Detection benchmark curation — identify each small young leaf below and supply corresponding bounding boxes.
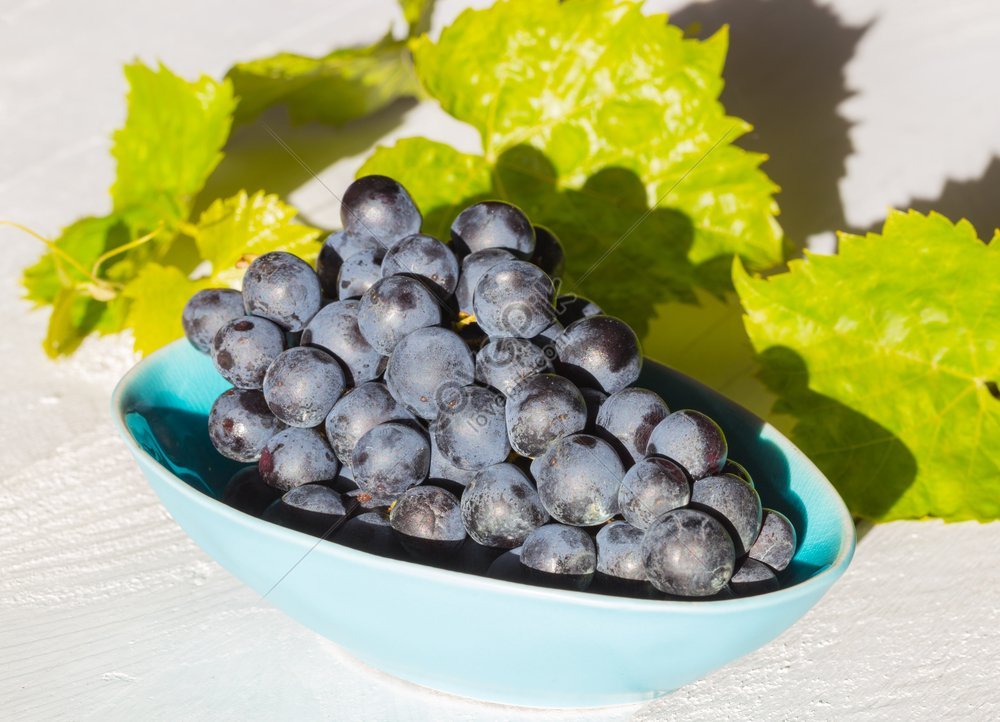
[122,264,212,356]
[735,210,1000,522]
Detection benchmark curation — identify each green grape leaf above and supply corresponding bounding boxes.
[227,34,419,126]
[193,190,321,285]
[118,190,321,354]
[360,0,782,336]
[111,62,235,225]
[734,210,1000,522]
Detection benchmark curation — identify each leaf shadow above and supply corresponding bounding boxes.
[673,0,871,251]
[421,144,699,340]
[756,346,917,521]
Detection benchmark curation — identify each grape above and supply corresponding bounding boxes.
[555,294,602,327]
[580,387,607,432]
[533,319,564,350]
[475,337,551,397]
[431,385,510,471]
[618,456,691,530]
[384,327,474,420]
[316,230,381,297]
[381,233,459,295]
[530,434,625,526]
[723,459,754,487]
[595,521,646,581]
[182,289,245,353]
[690,474,762,554]
[301,300,385,386]
[529,225,565,280]
[729,558,780,596]
[556,315,641,394]
[242,251,322,332]
[337,249,384,300]
[473,260,554,338]
[208,388,286,462]
[450,200,535,257]
[212,316,286,389]
[505,374,587,458]
[595,387,670,464]
[259,427,340,492]
[646,409,727,480]
[641,508,736,597]
[428,433,479,487]
[747,508,797,571]
[262,346,346,428]
[341,175,421,247]
[351,422,430,503]
[357,275,442,355]
[455,248,514,315]
[460,463,548,548]
[521,524,596,576]
[263,484,348,537]
[389,485,466,547]
[335,510,405,559]
[324,382,414,466]
[222,466,281,516]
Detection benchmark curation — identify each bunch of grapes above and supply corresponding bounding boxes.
[183,175,797,599]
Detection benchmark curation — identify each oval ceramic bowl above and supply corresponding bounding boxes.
[112,340,854,708]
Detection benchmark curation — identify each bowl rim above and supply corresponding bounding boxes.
[111,339,857,614]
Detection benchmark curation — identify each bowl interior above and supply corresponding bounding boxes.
[116,341,852,590]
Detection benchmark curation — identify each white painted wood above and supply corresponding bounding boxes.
[2,1,998,719]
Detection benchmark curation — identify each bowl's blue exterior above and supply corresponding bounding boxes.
[112,340,855,708]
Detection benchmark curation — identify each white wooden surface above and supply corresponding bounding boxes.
[3,1,1000,719]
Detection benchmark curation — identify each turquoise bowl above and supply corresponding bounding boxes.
[112,340,855,708]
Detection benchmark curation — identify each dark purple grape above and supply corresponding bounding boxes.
[324,382,414,466]
[556,315,641,394]
[337,249,384,300]
[529,225,565,280]
[381,233,459,295]
[259,427,339,492]
[555,294,603,327]
[351,422,429,503]
[723,459,754,487]
[729,558,780,596]
[618,456,691,529]
[301,300,384,386]
[690,474,762,555]
[460,463,548,548]
[357,275,442,356]
[473,260,554,338]
[595,521,646,581]
[455,248,515,315]
[428,433,479,486]
[388,485,465,547]
[341,175,421,248]
[596,388,670,464]
[646,409,727,480]
[182,288,245,353]
[530,434,625,526]
[747,508,797,571]
[208,388,286,462]
[521,524,596,576]
[450,200,535,257]
[384,327,474,420]
[263,484,348,537]
[222,466,281,516]
[431,385,509,471]
[505,374,586,458]
[262,346,346,428]
[212,315,286,390]
[316,230,381,297]
[580,387,607,432]
[641,508,736,597]
[242,251,321,332]
[475,337,552,397]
